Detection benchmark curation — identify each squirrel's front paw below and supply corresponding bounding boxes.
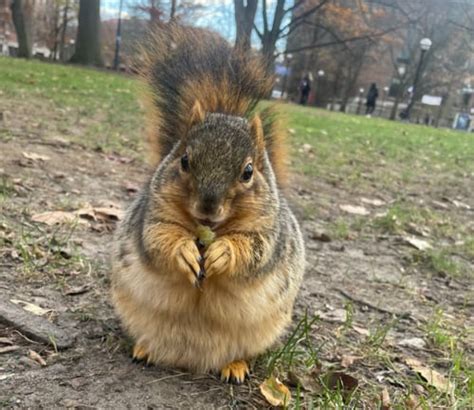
[204,238,236,278]
[174,239,203,286]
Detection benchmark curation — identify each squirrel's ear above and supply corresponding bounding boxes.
[250,115,265,165]
[189,100,205,129]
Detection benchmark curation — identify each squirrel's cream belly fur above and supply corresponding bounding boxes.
[112,239,298,372]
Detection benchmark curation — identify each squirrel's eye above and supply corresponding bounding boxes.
[181,154,190,172]
[241,163,253,182]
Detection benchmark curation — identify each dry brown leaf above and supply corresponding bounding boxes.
[64,284,91,296]
[92,206,124,221]
[10,299,51,316]
[403,237,432,251]
[352,325,370,336]
[324,371,359,396]
[316,308,347,323]
[125,182,139,193]
[76,203,123,222]
[28,349,47,366]
[361,197,385,207]
[259,376,291,407]
[452,200,470,210]
[405,394,421,409]
[22,152,50,161]
[397,337,426,349]
[0,374,15,381]
[405,357,454,394]
[339,204,370,216]
[0,337,14,345]
[0,345,20,354]
[31,211,81,226]
[287,368,322,393]
[381,387,391,410]
[341,355,363,368]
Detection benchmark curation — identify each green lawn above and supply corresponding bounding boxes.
[0,56,143,154]
[284,104,473,188]
[2,56,472,179]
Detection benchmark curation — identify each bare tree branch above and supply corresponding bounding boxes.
[282,23,406,56]
[279,0,330,35]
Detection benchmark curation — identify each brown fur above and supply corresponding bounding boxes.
[138,23,288,186]
[111,24,305,380]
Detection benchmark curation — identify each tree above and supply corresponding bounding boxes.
[59,0,72,62]
[70,0,103,66]
[131,0,201,26]
[233,0,258,51]
[10,0,33,58]
[254,0,330,65]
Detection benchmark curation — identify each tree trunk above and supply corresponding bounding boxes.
[170,0,177,20]
[70,0,103,66]
[10,0,33,58]
[59,0,70,62]
[389,95,401,120]
[233,0,258,51]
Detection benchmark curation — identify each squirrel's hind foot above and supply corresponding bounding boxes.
[132,343,151,364]
[220,360,250,384]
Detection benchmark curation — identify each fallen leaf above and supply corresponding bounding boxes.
[323,371,359,399]
[403,237,432,251]
[406,223,430,237]
[92,206,124,222]
[10,299,52,316]
[22,152,50,161]
[361,197,385,207]
[381,387,391,410]
[124,182,139,193]
[287,367,322,393]
[301,143,314,154]
[28,350,47,366]
[432,200,449,210]
[452,200,470,210]
[76,203,123,222]
[339,204,370,216]
[405,394,421,409]
[64,284,91,296]
[31,211,83,226]
[0,374,14,381]
[0,345,20,354]
[315,308,347,323]
[405,357,454,394]
[397,337,426,350]
[341,355,363,368]
[260,376,291,407]
[352,325,370,336]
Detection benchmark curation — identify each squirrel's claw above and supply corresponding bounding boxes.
[220,360,250,384]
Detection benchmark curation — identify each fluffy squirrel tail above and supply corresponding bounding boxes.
[139,23,288,184]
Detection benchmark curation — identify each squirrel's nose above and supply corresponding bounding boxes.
[200,194,218,215]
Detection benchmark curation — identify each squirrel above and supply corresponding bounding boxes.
[111,24,305,384]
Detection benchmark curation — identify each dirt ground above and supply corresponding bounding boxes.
[0,95,473,408]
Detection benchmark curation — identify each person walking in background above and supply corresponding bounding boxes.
[365,83,379,115]
[299,75,311,105]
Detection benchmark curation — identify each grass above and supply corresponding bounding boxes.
[0,56,143,156]
[285,104,474,186]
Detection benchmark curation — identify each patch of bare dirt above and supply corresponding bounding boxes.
[0,99,472,408]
